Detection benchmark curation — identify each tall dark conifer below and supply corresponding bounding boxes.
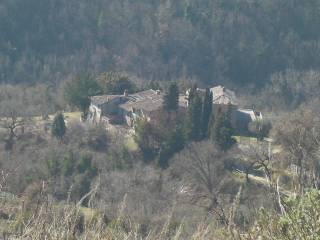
[186,93,202,141]
[158,124,186,169]
[211,104,235,150]
[187,83,198,105]
[201,88,213,138]
[163,82,179,112]
[52,112,66,141]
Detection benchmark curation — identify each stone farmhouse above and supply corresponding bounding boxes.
[87,89,187,127]
[87,86,262,133]
[195,86,263,134]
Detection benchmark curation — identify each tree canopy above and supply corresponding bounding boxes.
[51,112,66,141]
[64,73,101,117]
[2,0,320,90]
[163,82,179,112]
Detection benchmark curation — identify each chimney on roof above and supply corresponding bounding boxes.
[156,90,161,95]
[124,89,129,97]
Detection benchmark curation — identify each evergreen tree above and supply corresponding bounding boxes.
[158,147,171,169]
[148,81,162,91]
[168,124,186,153]
[64,73,102,119]
[158,124,186,169]
[134,119,158,160]
[201,88,213,138]
[46,154,60,178]
[187,83,198,105]
[186,93,203,141]
[163,82,179,112]
[51,112,66,141]
[62,151,75,176]
[211,105,235,150]
[77,154,97,176]
[98,71,137,94]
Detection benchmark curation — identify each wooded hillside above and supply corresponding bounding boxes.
[2,1,320,239]
[2,0,320,88]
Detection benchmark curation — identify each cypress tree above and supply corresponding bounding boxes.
[211,105,235,150]
[52,112,66,141]
[186,93,202,141]
[163,82,179,112]
[201,88,213,138]
[187,83,198,105]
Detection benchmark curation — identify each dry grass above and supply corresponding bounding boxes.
[0,190,233,240]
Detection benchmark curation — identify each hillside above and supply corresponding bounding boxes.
[1,1,320,239]
[2,0,320,88]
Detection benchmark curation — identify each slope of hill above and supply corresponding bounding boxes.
[1,0,320,87]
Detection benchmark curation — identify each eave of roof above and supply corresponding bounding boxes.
[91,95,123,106]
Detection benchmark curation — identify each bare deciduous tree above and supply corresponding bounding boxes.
[0,111,25,150]
[272,110,320,193]
[240,144,272,185]
[173,142,232,223]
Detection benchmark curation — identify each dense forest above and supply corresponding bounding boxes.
[2,0,320,89]
[2,1,320,239]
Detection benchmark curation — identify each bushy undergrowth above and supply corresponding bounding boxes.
[0,192,231,240]
[2,189,320,240]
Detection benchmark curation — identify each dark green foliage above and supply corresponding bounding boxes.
[168,124,186,154]
[46,154,60,178]
[186,93,202,141]
[148,81,162,91]
[64,73,102,118]
[158,124,186,169]
[108,145,134,171]
[201,88,213,138]
[245,190,320,239]
[134,119,158,160]
[211,106,235,151]
[163,82,179,112]
[86,125,108,151]
[187,84,198,103]
[248,120,272,140]
[61,151,75,176]
[51,112,66,141]
[2,0,320,92]
[134,110,186,168]
[44,150,97,203]
[72,173,92,204]
[77,154,97,176]
[158,147,172,170]
[99,72,137,94]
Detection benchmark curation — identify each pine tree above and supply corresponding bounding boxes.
[163,82,179,112]
[158,124,186,169]
[187,83,198,105]
[51,112,66,141]
[186,93,203,141]
[64,73,102,119]
[211,105,235,150]
[201,88,213,138]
